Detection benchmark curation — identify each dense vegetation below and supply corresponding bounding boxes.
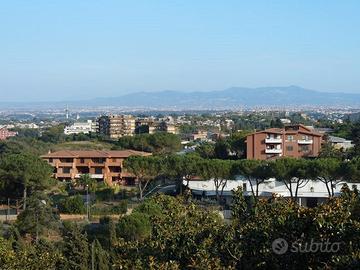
[0,119,360,268]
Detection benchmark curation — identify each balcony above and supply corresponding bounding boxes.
[265,148,282,154]
[265,138,282,143]
[75,173,103,179]
[298,140,313,144]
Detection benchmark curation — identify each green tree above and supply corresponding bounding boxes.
[91,239,110,270]
[233,159,271,201]
[62,223,90,270]
[16,192,60,241]
[270,158,311,201]
[309,158,344,197]
[197,159,232,202]
[58,195,86,214]
[124,156,160,200]
[117,212,152,241]
[78,173,97,192]
[195,142,215,159]
[0,153,53,209]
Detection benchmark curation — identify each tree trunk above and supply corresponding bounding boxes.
[220,179,227,202]
[214,179,222,202]
[23,186,27,210]
[138,181,144,200]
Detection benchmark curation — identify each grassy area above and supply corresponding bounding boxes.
[52,140,115,151]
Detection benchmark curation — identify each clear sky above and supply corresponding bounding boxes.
[1,0,360,102]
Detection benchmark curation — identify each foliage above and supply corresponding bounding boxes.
[62,223,90,270]
[0,153,53,209]
[16,192,60,240]
[116,132,182,154]
[124,156,160,200]
[117,212,152,241]
[58,195,86,214]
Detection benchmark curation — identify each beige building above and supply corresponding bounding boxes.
[41,150,151,186]
[246,124,323,160]
[98,115,136,139]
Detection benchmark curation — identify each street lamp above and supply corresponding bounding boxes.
[86,184,90,221]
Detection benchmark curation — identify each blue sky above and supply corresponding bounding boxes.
[0,0,359,101]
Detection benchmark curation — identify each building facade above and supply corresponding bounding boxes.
[246,124,323,160]
[185,178,360,207]
[64,120,98,135]
[41,150,151,185]
[98,115,136,139]
[0,128,17,140]
[328,136,354,150]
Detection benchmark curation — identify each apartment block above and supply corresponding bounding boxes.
[135,119,178,134]
[41,150,152,186]
[0,128,17,140]
[64,120,98,135]
[98,115,136,139]
[246,124,323,160]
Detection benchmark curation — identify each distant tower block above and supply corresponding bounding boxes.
[65,106,69,119]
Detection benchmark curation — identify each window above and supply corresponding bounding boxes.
[287,135,294,142]
[49,158,53,163]
[299,145,309,152]
[80,158,85,163]
[286,146,293,151]
[63,167,71,174]
[95,168,103,174]
[242,183,247,191]
[302,135,309,140]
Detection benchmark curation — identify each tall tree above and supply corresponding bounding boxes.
[197,159,232,202]
[16,192,60,241]
[270,158,311,201]
[233,159,271,201]
[309,158,344,197]
[62,223,90,270]
[164,155,201,194]
[124,156,159,200]
[0,153,53,209]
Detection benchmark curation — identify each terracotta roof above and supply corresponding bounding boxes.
[41,150,152,158]
[249,124,322,137]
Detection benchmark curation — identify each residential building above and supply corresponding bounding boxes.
[189,131,208,141]
[246,124,322,160]
[328,136,354,150]
[98,115,136,139]
[135,118,178,134]
[64,120,98,135]
[41,150,152,186]
[0,128,17,140]
[185,177,360,207]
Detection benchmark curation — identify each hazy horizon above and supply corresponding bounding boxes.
[1,1,360,102]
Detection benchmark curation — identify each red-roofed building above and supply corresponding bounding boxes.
[41,150,152,185]
[0,128,17,140]
[246,124,323,160]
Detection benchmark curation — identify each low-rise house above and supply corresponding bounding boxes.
[185,177,360,207]
[328,136,354,150]
[41,150,151,186]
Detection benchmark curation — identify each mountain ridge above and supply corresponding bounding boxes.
[1,86,360,109]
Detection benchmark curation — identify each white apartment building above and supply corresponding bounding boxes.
[64,120,97,135]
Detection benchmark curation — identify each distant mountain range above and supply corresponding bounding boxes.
[2,86,360,110]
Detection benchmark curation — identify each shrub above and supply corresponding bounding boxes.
[91,200,127,216]
[117,212,151,241]
[58,195,86,214]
